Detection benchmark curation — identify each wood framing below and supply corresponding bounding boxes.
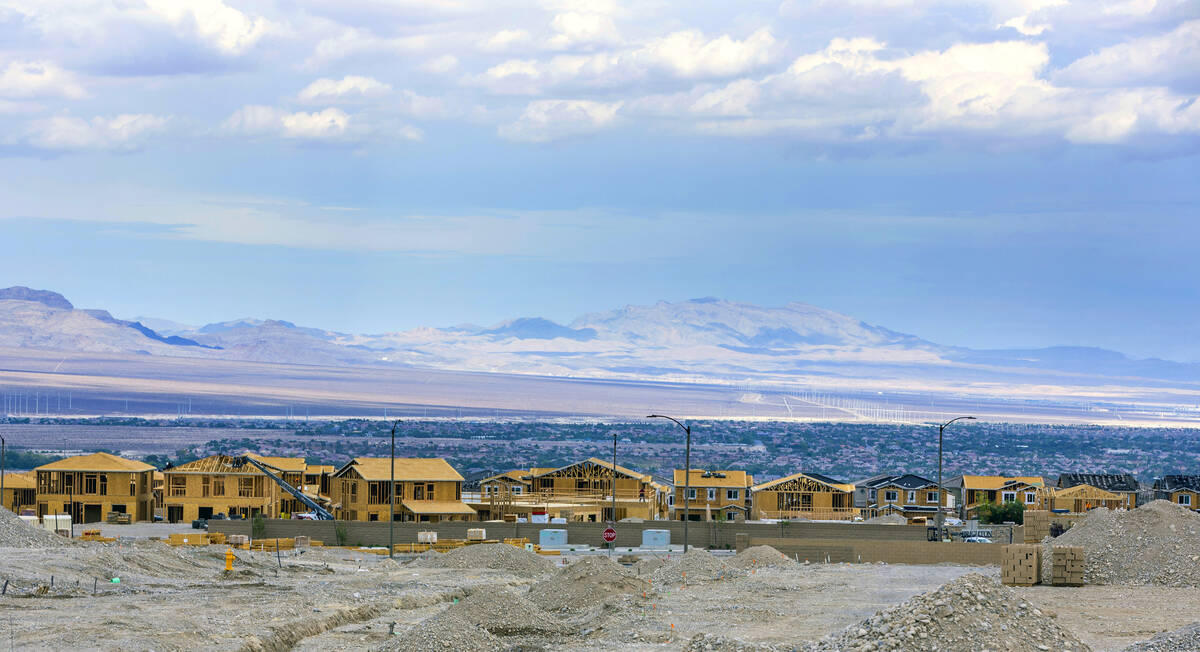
[1,471,37,515]
[330,458,475,523]
[161,454,310,523]
[751,472,856,521]
[1044,483,1126,512]
[35,452,156,523]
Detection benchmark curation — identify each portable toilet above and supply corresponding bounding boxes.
[641,529,670,548]
[539,529,568,547]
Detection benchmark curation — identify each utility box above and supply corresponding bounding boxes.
[466,528,487,541]
[539,529,568,547]
[641,529,670,548]
[43,514,71,532]
[417,531,438,544]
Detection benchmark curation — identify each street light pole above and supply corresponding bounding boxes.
[611,432,617,557]
[1,434,6,513]
[937,416,976,540]
[647,415,691,553]
[389,418,400,559]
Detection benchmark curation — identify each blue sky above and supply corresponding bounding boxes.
[1,0,1198,360]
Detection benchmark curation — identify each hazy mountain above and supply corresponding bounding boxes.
[1,287,1197,390]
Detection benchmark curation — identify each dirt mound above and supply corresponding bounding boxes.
[632,555,668,576]
[451,586,571,635]
[729,545,792,569]
[0,508,71,548]
[1046,500,1200,586]
[376,613,500,652]
[530,555,647,613]
[649,548,736,585]
[686,633,782,651]
[1121,622,1200,651]
[804,573,1090,652]
[409,543,554,577]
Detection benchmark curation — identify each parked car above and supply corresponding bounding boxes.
[191,518,208,530]
[963,536,992,543]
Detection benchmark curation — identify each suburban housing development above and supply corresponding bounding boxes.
[6,451,1197,524]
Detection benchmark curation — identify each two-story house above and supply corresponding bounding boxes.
[1154,476,1200,510]
[1056,473,1138,509]
[751,472,856,521]
[672,470,753,522]
[330,458,476,522]
[35,452,156,523]
[945,475,1045,519]
[161,453,308,523]
[858,474,946,523]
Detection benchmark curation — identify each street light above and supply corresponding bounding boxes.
[647,414,691,553]
[937,416,976,540]
[610,431,617,557]
[1,433,5,513]
[389,418,401,559]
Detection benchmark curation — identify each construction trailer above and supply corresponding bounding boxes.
[330,457,476,522]
[750,472,858,521]
[35,452,156,523]
[671,469,754,522]
[161,454,317,523]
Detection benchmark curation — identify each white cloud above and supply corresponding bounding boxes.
[481,29,532,52]
[499,99,622,142]
[0,60,87,99]
[297,75,391,103]
[21,113,168,151]
[420,54,459,74]
[223,105,424,142]
[546,12,620,50]
[632,28,780,79]
[144,0,271,55]
[1055,20,1200,90]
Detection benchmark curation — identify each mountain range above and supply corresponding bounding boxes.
[0,286,1197,395]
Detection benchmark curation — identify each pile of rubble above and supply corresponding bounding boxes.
[1121,623,1200,651]
[409,543,554,577]
[530,555,647,613]
[377,613,499,652]
[1046,500,1200,586]
[0,508,70,548]
[728,545,792,570]
[447,586,571,636]
[804,573,1090,652]
[650,548,736,585]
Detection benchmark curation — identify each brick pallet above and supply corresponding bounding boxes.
[1001,544,1041,586]
[1024,510,1051,543]
[1051,546,1085,586]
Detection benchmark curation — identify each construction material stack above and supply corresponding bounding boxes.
[1001,544,1041,586]
[1024,510,1051,543]
[1050,546,1085,586]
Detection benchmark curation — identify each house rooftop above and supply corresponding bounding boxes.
[334,458,464,482]
[673,469,752,488]
[36,452,154,473]
[1058,473,1139,493]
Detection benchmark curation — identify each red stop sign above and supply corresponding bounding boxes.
[602,527,617,543]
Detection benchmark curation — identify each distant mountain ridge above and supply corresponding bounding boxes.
[0,286,1196,389]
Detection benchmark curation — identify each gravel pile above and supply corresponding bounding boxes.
[728,545,792,570]
[376,613,500,652]
[650,548,736,585]
[1045,500,1200,586]
[409,543,555,577]
[450,586,572,636]
[530,555,647,613]
[1121,623,1200,651]
[686,633,780,651]
[0,508,70,548]
[804,573,1090,652]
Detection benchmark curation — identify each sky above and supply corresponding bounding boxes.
[1,0,1198,361]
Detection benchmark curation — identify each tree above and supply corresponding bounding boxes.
[978,500,1024,525]
[251,514,266,539]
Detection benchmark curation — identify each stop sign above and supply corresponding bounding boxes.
[602,527,617,543]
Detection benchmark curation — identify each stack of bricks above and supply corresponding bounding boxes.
[1001,544,1042,586]
[1024,510,1051,543]
[1051,546,1085,586]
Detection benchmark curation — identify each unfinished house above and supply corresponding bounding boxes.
[1,471,37,514]
[303,464,334,498]
[858,474,946,523]
[945,475,1045,519]
[330,458,476,522]
[1057,473,1138,509]
[1044,483,1127,512]
[35,452,156,523]
[1154,476,1200,510]
[522,458,667,521]
[161,454,309,523]
[671,470,754,522]
[751,472,856,521]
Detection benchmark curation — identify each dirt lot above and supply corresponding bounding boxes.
[0,539,1191,651]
